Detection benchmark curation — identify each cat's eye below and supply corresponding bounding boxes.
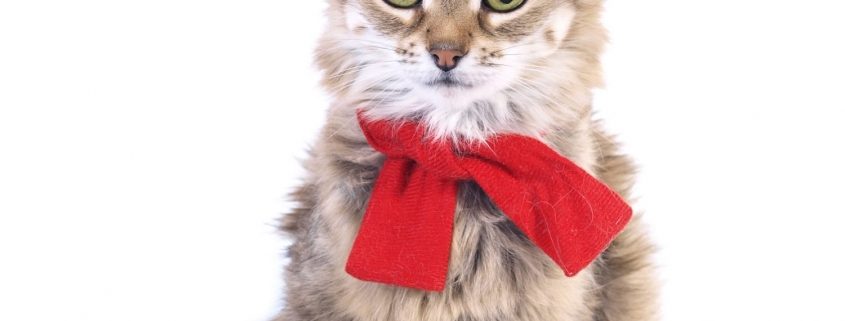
[483,0,526,13]
[384,0,421,9]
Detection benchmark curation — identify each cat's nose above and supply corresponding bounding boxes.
[430,48,464,72]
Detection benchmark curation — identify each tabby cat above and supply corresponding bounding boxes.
[275,0,658,320]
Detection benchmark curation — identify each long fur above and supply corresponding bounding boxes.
[275,1,658,320]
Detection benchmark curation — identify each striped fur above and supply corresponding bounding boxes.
[274,1,658,320]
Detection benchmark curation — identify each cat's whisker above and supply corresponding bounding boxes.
[363,80,410,107]
[523,61,601,81]
[324,78,401,140]
[326,37,400,48]
[327,62,404,95]
[510,77,562,107]
[316,43,396,56]
[324,38,401,52]
[328,61,399,80]
[501,79,543,109]
[488,43,534,55]
[494,62,559,77]
[328,63,378,81]
[348,76,402,100]
[509,83,547,108]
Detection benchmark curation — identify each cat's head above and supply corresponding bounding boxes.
[318,0,606,140]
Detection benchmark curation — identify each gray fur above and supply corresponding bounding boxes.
[274,109,657,321]
[273,0,658,320]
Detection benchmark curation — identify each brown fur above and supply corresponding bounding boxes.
[274,1,658,320]
[276,112,657,321]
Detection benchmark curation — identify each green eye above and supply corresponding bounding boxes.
[384,0,421,9]
[483,0,526,13]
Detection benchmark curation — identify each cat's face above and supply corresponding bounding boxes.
[320,0,602,139]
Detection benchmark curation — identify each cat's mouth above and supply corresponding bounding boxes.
[425,74,471,88]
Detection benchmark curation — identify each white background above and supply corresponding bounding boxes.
[1,1,843,321]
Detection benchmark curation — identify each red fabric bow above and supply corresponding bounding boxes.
[346,113,633,292]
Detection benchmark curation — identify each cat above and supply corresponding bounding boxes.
[275,0,658,320]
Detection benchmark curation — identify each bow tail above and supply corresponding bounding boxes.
[469,162,632,278]
[345,158,457,291]
[525,175,632,277]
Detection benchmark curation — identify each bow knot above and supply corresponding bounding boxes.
[362,117,472,180]
[346,112,632,292]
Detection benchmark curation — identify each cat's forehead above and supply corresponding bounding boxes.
[422,0,479,11]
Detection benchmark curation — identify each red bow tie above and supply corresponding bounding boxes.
[346,113,632,291]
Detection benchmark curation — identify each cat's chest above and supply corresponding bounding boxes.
[337,181,592,321]
[446,182,553,290]
[326,149,597,321]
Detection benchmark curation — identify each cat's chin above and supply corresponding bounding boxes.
[425,84,472,98]
[426,80,472,90]
[424,74,472,88]
[417,76,484,99]
[409,76,503,104]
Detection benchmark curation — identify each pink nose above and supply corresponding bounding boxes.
[430,49,464,72]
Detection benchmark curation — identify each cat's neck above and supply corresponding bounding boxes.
[340,82,593,144]
[320,95,598,174]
